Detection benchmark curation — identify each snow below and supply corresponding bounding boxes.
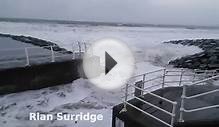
[0,21,219,127]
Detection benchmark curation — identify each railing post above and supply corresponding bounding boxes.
[25,47,30,66]
[204,69,208,78]
[120,83,129,113]
[50,46,55,62]
[125,83,128,102]
[134,80,144,97]
[179,84,186,122]
[204,70,209,85]
[162,69,166,88]
[143,74,146,82]
[215,70,218,76]
[72,43,75,59]
[192,72,196,83]
[84,42,87,51]
[213,70,216,77]
[171,102,177,126]
[78,41,82,58]
[90,44,93,55]
[179,68,184,86]
[142,74,146,94]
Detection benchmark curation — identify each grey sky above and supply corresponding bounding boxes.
[0,0,219,26]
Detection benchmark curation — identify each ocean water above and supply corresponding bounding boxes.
[0,21,219,127]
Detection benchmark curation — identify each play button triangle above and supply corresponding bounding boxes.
[82,38,135,90]
[105,52,117,74]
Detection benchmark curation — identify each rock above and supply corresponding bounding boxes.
[166,39,219,70]
[0,33,71,54]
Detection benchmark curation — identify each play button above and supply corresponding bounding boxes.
[105,52,117,74]
[83,38,135,90]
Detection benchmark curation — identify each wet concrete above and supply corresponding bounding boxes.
[113,84,219,127]
[0,59,83,95]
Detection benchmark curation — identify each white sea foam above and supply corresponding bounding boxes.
[0,21,218,127]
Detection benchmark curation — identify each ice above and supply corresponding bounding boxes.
[0,21,219,127]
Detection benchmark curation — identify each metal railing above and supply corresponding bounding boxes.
[0,42,88,68]
[121,68,218,127]
[179,75,219,122]
[122,83,177,127]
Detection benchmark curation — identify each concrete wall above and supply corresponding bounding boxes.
[0,59,83,95]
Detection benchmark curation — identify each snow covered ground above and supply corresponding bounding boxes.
[0,21,219,127]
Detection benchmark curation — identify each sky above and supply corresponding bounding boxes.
[0,0,219,26]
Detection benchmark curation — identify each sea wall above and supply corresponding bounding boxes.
[0,33,71,53]
[0,59,83,95]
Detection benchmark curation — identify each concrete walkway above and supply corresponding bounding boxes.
[113,83,219,127]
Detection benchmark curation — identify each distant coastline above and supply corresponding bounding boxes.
[1,17,219,30]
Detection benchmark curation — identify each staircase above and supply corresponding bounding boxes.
[113,68,219,127]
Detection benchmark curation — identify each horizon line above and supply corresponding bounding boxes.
[0,17,219,29]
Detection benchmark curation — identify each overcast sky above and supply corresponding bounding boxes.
[0,0,219,26]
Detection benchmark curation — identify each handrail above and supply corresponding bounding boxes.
[130,84,176,104]
[0,44,55,52]
[142,76,163,83]
[165,74,213,77]
[185,89,219,99]
[194,69,218,73]
[144,82,163,90]
[166,70,185,73]
[179,74,219,122]
[0,43,81,52]
[0,59,25,64]
[121,68,218,126]
[185,75,219,86]
[183,104,219,113]
[134,96,175,116]
[166,69,217,73]
[120,82,163,98]
[130,68,164,79]
[0,42,87,68]
[124,101,173,127]
[0,54,57,65]
[164,80,194,83]
[122,80,177,127]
